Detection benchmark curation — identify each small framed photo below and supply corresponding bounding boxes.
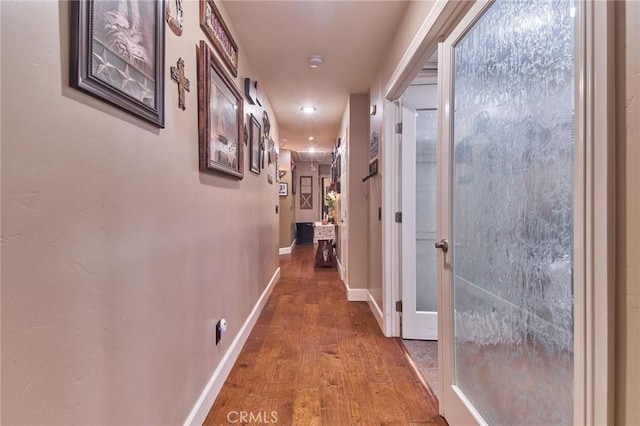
[197,41,244,178]
[278,183,288,197]
[70,0,165,127]
[369,159,379,176]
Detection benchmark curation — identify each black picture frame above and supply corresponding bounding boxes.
[278,183,288,197]
[249,114,261,174]
[197,41,244,178]
[70,0,165,127]
[292,169,297,194]
[369,159,379,176]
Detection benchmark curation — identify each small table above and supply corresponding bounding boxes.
[313,222,335,268]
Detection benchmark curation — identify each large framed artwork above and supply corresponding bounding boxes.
[200,0,239,77]
[70,0,165,127]
[249,114,261,174]
[197,40,244,178]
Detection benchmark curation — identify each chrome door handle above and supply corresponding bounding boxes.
[435,239,449,253]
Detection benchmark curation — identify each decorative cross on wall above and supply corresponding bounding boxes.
[170,57,190,110]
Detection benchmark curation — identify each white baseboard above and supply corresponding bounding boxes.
[183,267,281,426]
[344,285,368,302]
[279,239,296,255]
[367,291,384,333]
[336,258,366,301]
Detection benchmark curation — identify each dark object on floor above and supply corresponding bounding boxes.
[296,222,314,245]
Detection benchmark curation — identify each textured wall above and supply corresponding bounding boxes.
[616,1,640,425]
[0,1,279,424]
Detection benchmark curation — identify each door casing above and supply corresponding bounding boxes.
[381,0,615,423]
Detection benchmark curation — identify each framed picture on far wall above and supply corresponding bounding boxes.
[70,0,165,127]
[197,41,244,178]
[278,183,288,197]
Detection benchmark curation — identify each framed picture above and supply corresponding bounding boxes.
[200,0,239,77]
[369,159,379,176]
[292,169,297,194]
[244,78,257,104]
[370,131,379,159]
[197,40,244,178]
[249,114,261,174]
[278,183,288,197]
[70,0,165,127]
[300,176,313,209]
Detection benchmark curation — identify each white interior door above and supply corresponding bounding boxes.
[401,79,439,339]
[439,0,577,424]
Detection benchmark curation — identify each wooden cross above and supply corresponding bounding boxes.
[170,57,190,111]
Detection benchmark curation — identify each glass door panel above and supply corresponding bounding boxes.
[416,109,438,313]
[450,0,575,424]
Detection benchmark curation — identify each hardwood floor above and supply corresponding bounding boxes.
[204,244,445,426]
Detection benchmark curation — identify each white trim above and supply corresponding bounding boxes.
[382,99,401,338]
[381,0,472,340]
[367,291,384,333]
[436,43,446,415]
[385,0,473,101]
[575,1,616,424]
[345,287,368,302]
[279,239,296,255]
[183,267,281,426]
[337,257,366,301]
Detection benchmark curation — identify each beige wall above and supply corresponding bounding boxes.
[293,161,319,224]
[616,1,640,425]
[346,94,370,290]
[0,1,279,424]
[278,150,295,248]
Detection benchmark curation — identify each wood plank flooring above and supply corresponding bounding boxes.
[204,244,445,426]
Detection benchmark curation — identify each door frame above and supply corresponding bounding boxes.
[382,0,472,339]
[401,83,439,340]
[380,0,615,423]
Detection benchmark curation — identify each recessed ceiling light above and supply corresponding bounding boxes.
[308,136,314,141]
[308,55,324,68]
[301,106,316,113]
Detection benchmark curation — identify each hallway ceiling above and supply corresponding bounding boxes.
[222,0,410,161]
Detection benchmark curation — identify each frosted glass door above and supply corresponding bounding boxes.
[449,0,575,424]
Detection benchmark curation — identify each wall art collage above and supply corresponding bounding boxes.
[70,0,277,182]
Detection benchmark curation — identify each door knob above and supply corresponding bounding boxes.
[435,239,449,253]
